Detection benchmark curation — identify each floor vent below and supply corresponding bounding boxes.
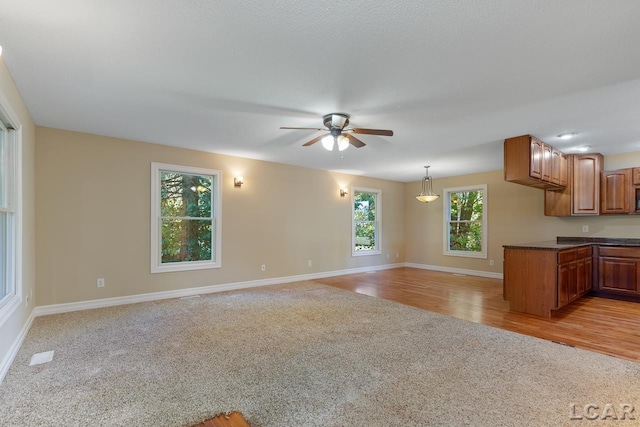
[29,350,54,366]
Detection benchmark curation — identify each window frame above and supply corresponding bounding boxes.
[352,186,382,257]
[443,184,487,259]
[0,99,22,327]
[150,162,222,273]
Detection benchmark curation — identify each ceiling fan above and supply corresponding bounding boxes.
[280,113,393,151]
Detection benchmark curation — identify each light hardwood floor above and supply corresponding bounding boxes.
[315,267,640,363]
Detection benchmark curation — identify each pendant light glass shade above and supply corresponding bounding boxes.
[416,166,439,203]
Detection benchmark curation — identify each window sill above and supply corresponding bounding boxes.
[444,251,487,259]
[352,250,382,257]
[151,261,221,274]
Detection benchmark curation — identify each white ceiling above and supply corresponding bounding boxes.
[2,1,640,182]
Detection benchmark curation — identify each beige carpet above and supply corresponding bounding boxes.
[1,281,639,426]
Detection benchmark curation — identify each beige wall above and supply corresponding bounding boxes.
[0,59,36,367]
[405,159,640,274]
[35,127,406,305]
[34,125,640,305]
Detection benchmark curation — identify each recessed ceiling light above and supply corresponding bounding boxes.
[0,45,3,56]
[576,146,590,152]
[558,133,575,140]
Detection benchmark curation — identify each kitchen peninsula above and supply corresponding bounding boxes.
[504,237,640,317]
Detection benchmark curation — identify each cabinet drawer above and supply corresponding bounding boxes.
[599,246,640,258]
[558,249,577,264]
[577,246,592,259]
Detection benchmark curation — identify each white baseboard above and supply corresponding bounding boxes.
[33,262,406,317]
[405,263,503,280]
[0,309,36,385]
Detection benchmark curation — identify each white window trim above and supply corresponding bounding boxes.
[0,91,23,328]
[352,186,382,257]
[443,184,487,259]
[150,162,222,273]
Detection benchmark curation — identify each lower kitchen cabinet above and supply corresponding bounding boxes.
[597,246,640,296]
[504,245,592,317]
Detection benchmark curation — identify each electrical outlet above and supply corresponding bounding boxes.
[307,260,312,267]
[489,259,495,266]
[582,225,589,233]
[97,278,105,288]
[261,264,266,272]
[396,252,400,258]
[25,295,30,307]
[386,253,390,259]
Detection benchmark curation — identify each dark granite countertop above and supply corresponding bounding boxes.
[503,241,592,250]
[556,236,640,246]
[504,236,640,250]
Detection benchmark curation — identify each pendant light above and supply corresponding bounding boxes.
[416,166,439,203]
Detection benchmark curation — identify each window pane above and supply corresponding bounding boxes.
[161,219,212,263]
[0,127,5,208]
[355,222,376,251]
[354,192,376,221]
[160,172,212,218]
[0,211,6,299]
[449,221,482,252]
[450,191,483,221]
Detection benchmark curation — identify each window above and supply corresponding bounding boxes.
[443,185,487,258]
[151,163,221,273]
[0,117,17,315]
[352,187,381,256]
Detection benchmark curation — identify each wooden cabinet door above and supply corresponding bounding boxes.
[572,153,603,215]
[559,153,569,187]
[576,259,586,296]
[633,167,640,185]
[542,144,553,182]
[557,263,569,308]
[551,149,562,185]
[601,169,630,214]
[598,257,639,294]
[529,137,543,179]
[584,256,593,293]
[568,261,578,302]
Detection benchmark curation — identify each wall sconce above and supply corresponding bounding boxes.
[234,176,244,187]
[340,188,348,197]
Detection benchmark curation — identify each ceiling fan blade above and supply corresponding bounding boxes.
[350,128,394,136]
[302,134,326,147]
[346,133,366,148]
[280,126,325,131]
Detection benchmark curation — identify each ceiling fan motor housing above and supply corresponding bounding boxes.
[323,113,350,130]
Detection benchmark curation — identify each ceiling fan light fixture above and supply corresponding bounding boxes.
[321,135,335,151]
[416,166,439,203]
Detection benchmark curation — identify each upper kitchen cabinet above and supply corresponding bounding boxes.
[504,135,567,190]
[601,169,631,214]
[632,167,640,214]
[545,153,604,216]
